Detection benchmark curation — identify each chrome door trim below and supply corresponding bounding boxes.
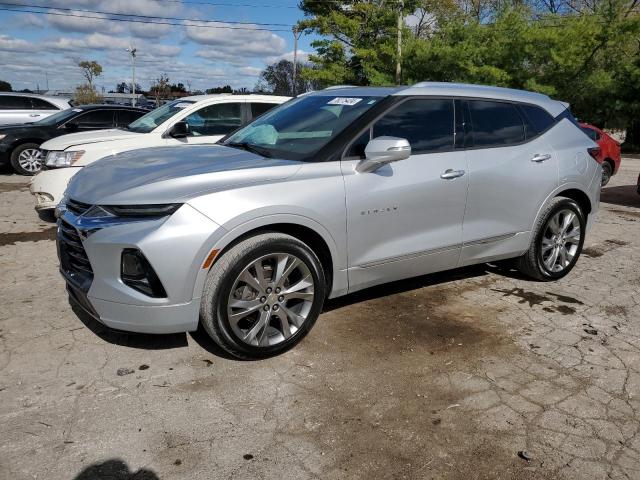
[353,244,461,269]
[463,232,521,247]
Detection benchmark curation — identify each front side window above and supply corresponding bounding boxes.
[468,100,525,147]
[0,95,31,110]
[223,95,381,161]
[184,102,242,136]
[73,110,115,128]
[126,99,195,133]
[372,99,455,154]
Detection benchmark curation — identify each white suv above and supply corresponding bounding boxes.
[0,93,72,125]
[30,94,290,212]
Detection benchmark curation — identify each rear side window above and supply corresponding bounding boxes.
[468,100,525,147]
[372,98,455,154]
[0,95,31,110]
[580,126,599,141]
[30,98,59,110]
[73,110,115,128]
[519,104,554,138]
[250,102,278,120]
[117,109,144,126]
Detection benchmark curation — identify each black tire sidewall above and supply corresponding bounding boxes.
[601,162,612,186]
[10,143,41,176]
[213,238,325,358]
[534,200,585,280]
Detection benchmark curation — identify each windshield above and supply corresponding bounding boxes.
[126,100,195,133]
[34,108,81,126]
[223,95,381,160]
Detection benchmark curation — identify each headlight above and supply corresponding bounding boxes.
[0,134,6,141]
[83,203,182,218]
[45,150,84,168]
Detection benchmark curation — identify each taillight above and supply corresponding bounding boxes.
[587,147,601,161]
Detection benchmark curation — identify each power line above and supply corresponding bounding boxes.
[0,1,295,27]
[0,6,293,31]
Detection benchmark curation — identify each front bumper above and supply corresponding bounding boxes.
[30,167,82,211]
[57,203,224,334]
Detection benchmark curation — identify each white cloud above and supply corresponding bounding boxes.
[186,22,286,58]
[266,49,311,64]
[0,34,37,52]
[237,66,262,77]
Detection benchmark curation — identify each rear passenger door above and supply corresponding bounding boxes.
[342,97,469,291]
[460,100,558,265]
[30,97,61,121]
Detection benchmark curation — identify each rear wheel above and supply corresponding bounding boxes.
[601,161,613,186]
[200,233,326,359]
[517,198,585,281]
[10,143,42,175]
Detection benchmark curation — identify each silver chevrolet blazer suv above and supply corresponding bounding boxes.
[56,83,601,359]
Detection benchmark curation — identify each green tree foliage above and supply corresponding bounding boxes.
[256,59,321,95]
[74,84,103,105]
[78,60,102,89]
[299,0,640,141]
[206,85,233,94]
[0,80,11,92]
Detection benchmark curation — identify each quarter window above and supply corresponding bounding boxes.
[468,100,525,147]
[184,102,242,136]
[519,104,554,138]
[372,99,455,154]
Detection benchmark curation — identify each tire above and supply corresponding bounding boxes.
[10,143,43,175]
[36,209,56,223]
[517,197,585,281]
[200,232,326,359]
[601,161,613,187]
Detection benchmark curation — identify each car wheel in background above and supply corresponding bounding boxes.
[10,143,43,175]
[600,161,612,187]
[517,197,585,281]
[200,232,326,359]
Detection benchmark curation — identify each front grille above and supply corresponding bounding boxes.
[66,198,92,216]
[57,219,93,290]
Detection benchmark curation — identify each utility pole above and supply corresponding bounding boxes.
[126,46,137,106]
[395,0,403,85]
[292,26,300,96]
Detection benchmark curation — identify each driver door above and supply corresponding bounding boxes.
[341,98,469,292]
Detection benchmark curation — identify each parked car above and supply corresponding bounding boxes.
[579,122,621,186]
[30,94,289,213]
[56,83,600,359]
[0,105,147,176]
[0,93,72,126]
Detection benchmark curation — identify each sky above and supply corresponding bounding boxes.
[0,0,317,93]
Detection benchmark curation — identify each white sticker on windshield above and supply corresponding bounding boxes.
[174,102,192,108]
[327,97,362,106]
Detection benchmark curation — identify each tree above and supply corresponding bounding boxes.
[0,80,11,92]
[206,85,233,94]
[256,59,320,95]
[78,60,102,89]
[150,74,170,106]
[116,81,142,94]
[74,84,103,105]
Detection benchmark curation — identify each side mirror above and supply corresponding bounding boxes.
[65,122,79,131]
[356,136,411,173]
[168,121,189,138]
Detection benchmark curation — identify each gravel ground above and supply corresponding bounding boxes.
[0,159,639,480]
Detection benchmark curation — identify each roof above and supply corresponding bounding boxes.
[73,104,149,111]
[180,94,292,102]
[309,82,566,116]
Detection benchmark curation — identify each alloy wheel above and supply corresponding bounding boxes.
[540,208,582,273]
[17,148,42,173]
[227,253,315,347]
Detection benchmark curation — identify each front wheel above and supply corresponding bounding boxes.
[10,143,43,175]
[200,233,326,359]
[601,162,612,187]
[517,198,585,281]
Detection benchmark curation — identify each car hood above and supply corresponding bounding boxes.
[65,144,303,205]
[40,128,140,150]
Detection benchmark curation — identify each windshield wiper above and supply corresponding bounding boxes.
[226,142,272,158]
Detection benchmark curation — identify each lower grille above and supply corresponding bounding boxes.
[57,219,93,291]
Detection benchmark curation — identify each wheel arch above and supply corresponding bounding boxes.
[10,138,43,153]
[555,188,592,216]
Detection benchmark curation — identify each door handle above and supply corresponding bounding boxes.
[440,169,465,180]
[29,114,41,117]
[531,153,551,163]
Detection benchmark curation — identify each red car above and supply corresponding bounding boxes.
[579,123,621,186]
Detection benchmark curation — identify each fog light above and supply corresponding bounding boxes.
[35,192,54,204]
[121,249,167,298]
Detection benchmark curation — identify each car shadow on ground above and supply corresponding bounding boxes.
[74,459,159,479]
[70,262,525,359]
[600,185,640,208]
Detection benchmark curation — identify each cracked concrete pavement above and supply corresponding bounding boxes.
[0,159,639,480]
